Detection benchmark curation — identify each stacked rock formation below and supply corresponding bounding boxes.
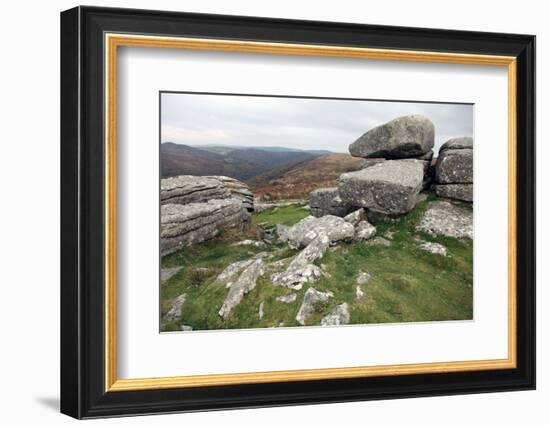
[160,175,253,256]
[308,115,473,221]
[307,115,434,222]
[434,137,473,202]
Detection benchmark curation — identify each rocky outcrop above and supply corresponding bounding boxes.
[338,160,424,215]
[435,138,473,202]
[416,201,473,239]
[210,176,254,212]
[349,115,434,159]
[277,215,354,249]
[161,175,254,211]
[309,187,355,218]
[161,175,230,205]
[321,303,350,326]
[161,199,249,256]
[272,234,330,289]
[219,258,265,319]
[160,175,253,256]
[296,288,333,325]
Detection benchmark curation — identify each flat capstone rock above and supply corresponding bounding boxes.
[338,159,424,215]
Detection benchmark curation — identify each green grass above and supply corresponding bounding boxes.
[161,197,473,331]
[252,204,309,227]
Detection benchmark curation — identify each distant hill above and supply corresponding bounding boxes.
[161,142,322,181]
[248,153,367,201]
[196,145,332,155]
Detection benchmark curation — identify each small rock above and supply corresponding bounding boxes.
[163,294,186,322]
[232,239,266,248]
[354,221,377,241]
[180,325,193,331]
[215,259,254,287]
[356,285,364,299]
[383,230,395,240]
[343,208,366,226]
[296,288,333,325]
[161,267,182,282]
[276,293,297,304]
[416,201,473,239]
[356,271,371,285]
[219,259,265,319]
[418,241,447,256]
[272,234,330,289]
[277,215,355,249]
[366,237,392,247]
[321,303,350,326]
[258,301,265,320]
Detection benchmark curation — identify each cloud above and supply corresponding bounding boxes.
[161,92,473,153]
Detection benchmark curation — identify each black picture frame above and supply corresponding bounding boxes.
[61,5,536,419]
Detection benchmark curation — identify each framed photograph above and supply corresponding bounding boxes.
[60,6,536,419]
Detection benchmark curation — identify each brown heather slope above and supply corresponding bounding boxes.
[248,153,367,201]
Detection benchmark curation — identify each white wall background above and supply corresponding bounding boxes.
[0,0,545,423]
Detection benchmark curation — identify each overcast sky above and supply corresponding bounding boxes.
[161,93,473,153]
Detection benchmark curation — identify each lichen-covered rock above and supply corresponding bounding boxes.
[296,288,333,325]
[215,258,255,288]
[309,187,354,218]
[276,293,298,303]
[435,149,473,184]
[161,199,249,256]
[277,215,354,249]
[219,259,265,319]
[338,160,424,215]
[161,175,230,205]
[349,115,434,159]
[354,220,377,241]
[343,208,366,226]
[272,234,330,289]
[163,294,186,322]
[435,184,473,202]
[416,201,473,239]
[440,137,473,153]
[417,241,447,256]
[356,271,371,285]
[321,303,350,326]
[161,175,254,211]
[210,175,254,212]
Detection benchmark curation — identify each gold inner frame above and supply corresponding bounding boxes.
[104,33,518,392]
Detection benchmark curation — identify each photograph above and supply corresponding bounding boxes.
[159,92,474,332]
